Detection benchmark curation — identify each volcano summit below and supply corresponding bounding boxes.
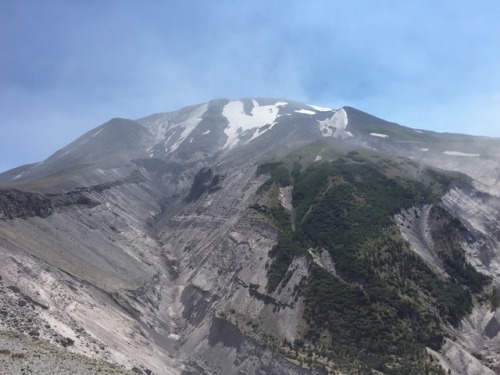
[1,98,500,374]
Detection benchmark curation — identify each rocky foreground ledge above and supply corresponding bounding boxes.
[0,330,135,375]
[0,276,144,375]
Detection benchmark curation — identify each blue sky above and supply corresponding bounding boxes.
[1,1,500,173]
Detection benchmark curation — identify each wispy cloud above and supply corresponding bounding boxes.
[1,1,500,172]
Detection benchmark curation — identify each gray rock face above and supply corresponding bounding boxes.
[1,98,500,374]
[0,189,53,219]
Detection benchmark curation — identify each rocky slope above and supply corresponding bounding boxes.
[1,98,500,374]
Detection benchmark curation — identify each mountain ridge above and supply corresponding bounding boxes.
[3,98,499,193]
[1,98,500,374]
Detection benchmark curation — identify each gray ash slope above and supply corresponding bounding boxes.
[1,98,500,374]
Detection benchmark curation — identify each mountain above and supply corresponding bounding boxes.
[1,98,500,374]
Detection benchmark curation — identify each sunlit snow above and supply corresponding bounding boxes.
[317,108,353,139]
[370,133,389,138]
[169,103,208,153]
[147,117,171,145]
[92,129,104,138]
[443,151,480,157]
[308,104,333,112]
[12,171,28,180]
[163,133,175,153]
[294,109,316,115]
[222,100,285,149]
[421,148,429,152]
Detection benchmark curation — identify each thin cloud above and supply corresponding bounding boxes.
[1,1,500,172]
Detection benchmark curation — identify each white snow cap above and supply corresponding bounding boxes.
[169,103,208,153]
[222,100,287,149]
[318,108,353,139]
[308,104,333,112]
[295,109,316,115]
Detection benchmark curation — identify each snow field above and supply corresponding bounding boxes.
[222,100,287,149]
[317,108,353,139]
[443,151,480,157]
[370,133,389,138]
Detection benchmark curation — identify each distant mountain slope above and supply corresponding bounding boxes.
[1,98,500,374]
[2,98,499,194]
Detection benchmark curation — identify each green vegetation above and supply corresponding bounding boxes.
[265,205,306,292]
[295,158,435,281]
[254,152,489,373]
[490,289,500,311]
[429,205,490,295]
[256,162,292,194]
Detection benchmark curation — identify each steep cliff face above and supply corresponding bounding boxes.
[1,98,500,374]
[0,189,53,219]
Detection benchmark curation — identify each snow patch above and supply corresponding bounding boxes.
[294,109,316,115]
[168,103,208,153]
[201,130,210,135]
[152,120,170,145]
[443,151,480,157]
[421,148,429,152]
[12,171,29,180]
[57,150,71,159]
[414,130,423,134]
[314,155,322,162]
[370,133,389,138]
[308,104,333,112]
[222,100,283,149]
[317,108,353,139]
[92,129,104,137]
